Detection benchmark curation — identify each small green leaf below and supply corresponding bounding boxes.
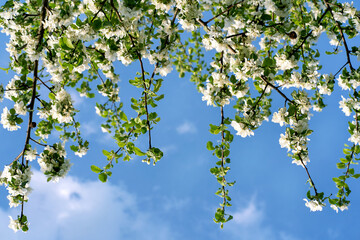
[134,147,145,156]
[337,162,346,169]
[49,92,56,100]
[91,165,102,173]
[98,172,108,182]
[102,149,111,157]
[207,141,215,150]
[15,117,23,124]
[92,19,102,31]
[70,145,78,152]
[60,37,75,50]
[54,125,63,131]
[120,111,128,122]
[353,174,360,179]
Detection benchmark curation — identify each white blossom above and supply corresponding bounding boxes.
[349,129,360,145]
[75,146,88,158]
[275,54,297,71]
[38,144,71,182]
[272,107,287,126]
[25,148,37,162]
[50,89,74,124]
[331,204,349,213]
[231,121,254,138]
[14,101,27,115]
[1,107,21,131]
[304,198,323,212]
[279,133,291,151]
[8,216,21,232]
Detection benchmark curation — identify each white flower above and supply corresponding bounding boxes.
[304,199,323,212]
[50,89,74,124]
[152,0,172,12]
[38,144,71,182]
[212,72,228,87]
[275,54,297,71]
[272,107,287,126]
[200,83,215,106]
[1,107,21,131]
[24,148,37,161]
[231,121,254,138]
[292,154,310,167]
[179,19,196,32]
[293,119,308,133]
[8,216,21,232]
[14,101,27,115]
[75,146,88,158]
[349,130,360,145]
[279,133,291,151]
[331,204,348,213]
[157,63,173,77]
[0,165,11,181]
[339,96,352,116]
[338,74,350,90]
[230,84,249,99]
[318,85,332,95]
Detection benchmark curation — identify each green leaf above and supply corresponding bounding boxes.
[337,162,346,169]
[209,124,221,135]
[206,141,215,151]
[120,111,128,122]
[49,92,56,100]
[353,174,360,179]
[92,19,102,31]
[54,125,63,131]
[91,165,102,173]
[0,67,10,73]
[133,147,145,156]
[15,117,23,124]
[153,79,163,92]
[98,172,108,182]
[70,145,78,152]
[102,149,111,157]
[60,37,75,50]
[288,104,296,116]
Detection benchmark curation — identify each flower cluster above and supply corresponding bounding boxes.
[0,107,21,131]
[0,162,32,208]
[304,198,324,212]
[8,215,29,233]
[38,144,71,182]
[50,89,75,124]
[0,0,360,232]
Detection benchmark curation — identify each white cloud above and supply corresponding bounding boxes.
[162,196,190,212]
[160,144,177,156]
[0,171,175,240]
[176,121,197,134]
[225,196,301,240]
[81,121,98,136]
[232,199,263,226]
[68,89,84,107]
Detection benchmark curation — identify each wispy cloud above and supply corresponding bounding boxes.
[232,198,263,226]
[0,171,176,240]
[160,144,177,156]
[225,196,301,240]
[68,89,84,107]
[176,121,197,135]
[80,121,99,136]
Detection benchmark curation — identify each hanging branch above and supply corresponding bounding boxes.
[19,0,49,223]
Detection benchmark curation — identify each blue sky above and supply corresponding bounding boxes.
[1,13,360,240]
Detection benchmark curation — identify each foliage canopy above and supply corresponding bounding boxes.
[0,0,360,232]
